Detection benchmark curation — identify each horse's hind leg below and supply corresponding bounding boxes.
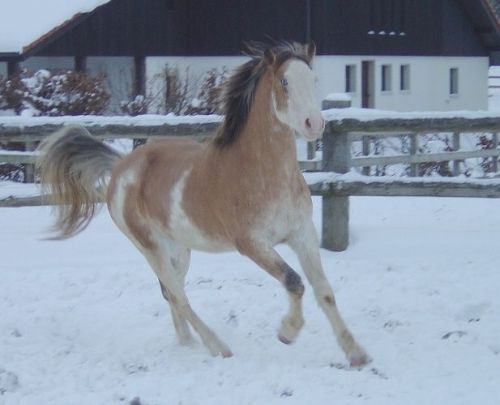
[288,221,370,367]
[145,240,233,358]
[158,280,193,346]
[156,244,193,345]
[159,282,193,346]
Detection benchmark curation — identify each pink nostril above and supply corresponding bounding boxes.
[305,118,312,129]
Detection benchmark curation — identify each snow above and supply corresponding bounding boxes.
[2,108,500,130]
[0,1,111,53]
[324,93,352,102]
[0,114,222,127]
[303,170,500,186]
[323,107,500,122]
[0,181,39,199]
[1,188,500,404]
[2,108,500,129]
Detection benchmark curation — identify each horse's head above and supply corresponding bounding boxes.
[265,43,325,141]
[215,42,325,148]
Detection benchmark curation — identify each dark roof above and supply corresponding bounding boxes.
[456,0,500,50]
[2,0,500,62]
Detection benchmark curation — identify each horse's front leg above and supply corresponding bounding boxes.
[236,239,305,344]
[288,221,371,368]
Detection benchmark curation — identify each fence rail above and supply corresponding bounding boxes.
[318,112,500,250]
[2,112,500,251]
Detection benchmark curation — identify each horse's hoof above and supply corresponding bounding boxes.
[349,353,372,369]
[221,350,234,358]
[278,334,292,345]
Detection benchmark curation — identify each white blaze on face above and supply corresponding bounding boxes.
[273,59,325,140]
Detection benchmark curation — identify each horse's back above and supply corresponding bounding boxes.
[109,138,203,198]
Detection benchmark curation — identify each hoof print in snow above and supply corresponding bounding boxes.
[489,345,500,355]
[123,364,149,375]
[129,397,143,405]
[441,330,467,340]
[10,329,22,338]
[280,389,293,398]
[225,310,238,326]
[0,369,20,395]
[383,320,404,331]
[329,362,349,370]
[370,367,388,380]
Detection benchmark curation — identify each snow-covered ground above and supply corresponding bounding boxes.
[1,190,499,404]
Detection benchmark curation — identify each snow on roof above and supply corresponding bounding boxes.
[0,0,111,54]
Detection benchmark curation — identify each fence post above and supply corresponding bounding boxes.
[24,141,35,183]
[321,126,350,251]
[452,132,461,176]
[321,92,351,164]
[492,133,498,173]
[362,136,370,175]
[409,133,418,177]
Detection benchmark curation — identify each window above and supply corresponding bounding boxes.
[400,64,410,91]
[345,65,357,93]
[450,68,459,95]
[381,64,392,92]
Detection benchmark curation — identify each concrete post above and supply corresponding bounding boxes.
[320,94,352,251]
[321,128,350,251]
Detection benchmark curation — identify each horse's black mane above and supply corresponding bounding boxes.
[213,42,312,149]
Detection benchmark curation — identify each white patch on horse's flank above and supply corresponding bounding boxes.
[273,59,319,136]
[109,168,138,235]
[169,171,231,252]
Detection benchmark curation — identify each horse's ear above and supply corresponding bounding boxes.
[306,42,316,64]
[264,48,276,66]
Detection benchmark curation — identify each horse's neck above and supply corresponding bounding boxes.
[233,74,298,172]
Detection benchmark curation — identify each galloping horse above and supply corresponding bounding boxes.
[37,42,369,367]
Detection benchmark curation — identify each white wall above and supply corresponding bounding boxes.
[22,56,74,71]
[11,54,488,114]
[86,57,134,114]
[314,55,489,112]
[147,55,488,113]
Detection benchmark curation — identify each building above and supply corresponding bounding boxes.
[1,0,500,113]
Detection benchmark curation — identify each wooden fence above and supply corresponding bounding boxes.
[311,113,500,251]
[2,113,500,251]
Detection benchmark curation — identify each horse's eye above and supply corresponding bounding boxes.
[281,78,288,87]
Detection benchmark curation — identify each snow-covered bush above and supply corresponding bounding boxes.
[476,133,497,174]
[119,66,228,116]
[0,163,24,182]
[416,134,454,177]
[185,67,229,115]
[0,69,110,116]
[163,65,192,115]
[351,132,496,178]
[0,75,25,114]
[120,95,148,116]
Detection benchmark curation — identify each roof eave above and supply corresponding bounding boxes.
[20,12,92,59]
[477,0,500,49]
[0,52,21,62]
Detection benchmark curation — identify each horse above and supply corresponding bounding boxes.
[37,42,370,367]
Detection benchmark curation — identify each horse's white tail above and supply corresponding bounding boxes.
[36,125,122,239]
